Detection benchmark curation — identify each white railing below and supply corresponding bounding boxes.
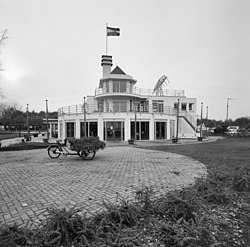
[58,105,84,116]
[95,87,185,97]
[58,103,178,117]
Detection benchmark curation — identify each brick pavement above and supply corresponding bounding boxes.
[0,146,207,227]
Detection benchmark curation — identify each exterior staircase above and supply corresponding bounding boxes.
[179,111,197,131]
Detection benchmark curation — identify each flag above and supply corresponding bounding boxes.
[107,26,120,36]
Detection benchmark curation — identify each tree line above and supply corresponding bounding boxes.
[197,117,250,134]
[0,102,57,132]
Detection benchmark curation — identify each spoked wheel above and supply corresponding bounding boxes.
[48,145,61,159]
[81,149,96,160]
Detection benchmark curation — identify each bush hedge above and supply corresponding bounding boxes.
[0,142,50,151]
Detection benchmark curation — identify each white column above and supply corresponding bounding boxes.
[98,115,104,141]
[75,119,80,138]
[166,119,170,140]
[149,115,155,140]
[124,114,131,141]
[61,120,66,140]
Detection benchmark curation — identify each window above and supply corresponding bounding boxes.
[104,121,124,141]
[129,82,133,93]
[106,100,111,112]
[189,103,194,111]
[113,100,127,112]
[113,81,119,92]
[153,101,158,112]
[138,101,148,112]
[130,100,133,112]
[66,122,75,138]
[130,121,149,140]
[98,100,104,112]
[80,122,98,137]
[174,102,179,109]
[152,100,164,113]
[112,81,126,93]
[181,103,187,111]
[158,101,164,113]
[80,122,88,138]
[120,82,126,92]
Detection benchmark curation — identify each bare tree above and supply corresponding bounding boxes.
[0,29,8,101]
[0,101,23,131]
[0,29,8,71]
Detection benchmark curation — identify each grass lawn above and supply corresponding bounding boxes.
[0,132,23,141]
[139,136,250,169]
[0,141,50,151]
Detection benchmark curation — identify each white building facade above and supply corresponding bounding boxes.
[58,55,197,141]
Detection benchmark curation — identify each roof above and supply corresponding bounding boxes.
[99,65,137,86]
[110,66,126,75]
[99,65,137,89]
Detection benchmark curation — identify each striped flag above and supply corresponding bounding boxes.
[107,26,120,36]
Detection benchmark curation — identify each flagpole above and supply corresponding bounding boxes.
[106,23,108,55]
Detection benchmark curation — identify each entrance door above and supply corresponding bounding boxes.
[104,121,124,141]
[89,122,98,136]
[80,122,98,137]
[141,122,149,140]
[156,122,166,139]
[130,121,149,140]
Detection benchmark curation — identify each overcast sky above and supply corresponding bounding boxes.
[0,0,250,120]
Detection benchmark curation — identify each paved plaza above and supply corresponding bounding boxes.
[0,146,207,227]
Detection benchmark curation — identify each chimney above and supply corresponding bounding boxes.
[101,55,112,77]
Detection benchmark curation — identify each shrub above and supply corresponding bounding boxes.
[0,224,32,247]
[67,136,106,153]
[36,206,96,247]
[232,166,250,192]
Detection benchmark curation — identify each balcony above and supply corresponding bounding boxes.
[95,86,185,98]
[58,103,178,117]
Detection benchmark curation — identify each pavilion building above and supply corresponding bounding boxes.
[57,55,197,141]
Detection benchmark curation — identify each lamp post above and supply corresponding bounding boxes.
[176,99,180,141]
[134,100,137,142]
[26,104,30,140]
[83,97,87,137]
[46,100,49,141]
[199,102,203,141]
[172,99,180,143]
[205,106,208,132]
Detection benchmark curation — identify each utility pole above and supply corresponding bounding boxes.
[134,100,137,142]
[26,104,30,141]
[176,99,180,142]
[206,106,208,131]
[84,97,87,137]
[199,102,203,140]
[46,100,49,141]
[226,98,233,125]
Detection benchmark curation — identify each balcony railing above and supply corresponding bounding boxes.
[58,105,84,116]
[95,87,185,97]
[58,103,179,117]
